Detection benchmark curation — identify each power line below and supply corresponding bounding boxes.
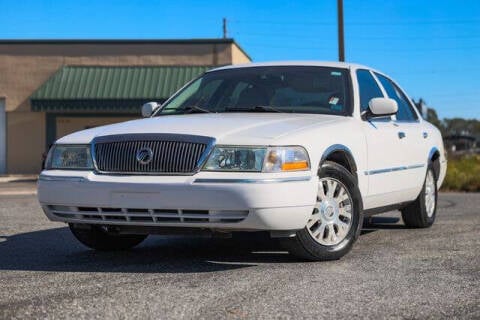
[243,42,480,52]
[349,35,480,40]
[232,19,480,26]
[420,92,480,97]
[393,66,480,74]
[232,32,480,41]
[392,71,480,76]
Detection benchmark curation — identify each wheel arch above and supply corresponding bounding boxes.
[428,147,441,179]
[320,144,358,182]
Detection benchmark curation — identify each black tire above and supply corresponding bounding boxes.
[280,161,363,261]
[69,224,148,251]
[401,163,438,228]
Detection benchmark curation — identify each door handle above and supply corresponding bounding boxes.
[423,132,428,139]
[398,132,406,139]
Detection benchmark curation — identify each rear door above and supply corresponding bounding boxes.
[373,73,427,194]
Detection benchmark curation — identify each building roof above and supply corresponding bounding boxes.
[0,38,252,61]
[30,65,212,112]
[0,38,240,45]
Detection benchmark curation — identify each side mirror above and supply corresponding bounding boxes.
[141,102,161,118]
[364,98,398,119]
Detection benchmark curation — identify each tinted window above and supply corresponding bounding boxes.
[375,73,418,121]
[356,69,384,112]
[157,66,352,116]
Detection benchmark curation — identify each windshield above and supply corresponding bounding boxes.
[155,66,352,116]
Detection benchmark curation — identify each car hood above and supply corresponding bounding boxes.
[56,113,348,144]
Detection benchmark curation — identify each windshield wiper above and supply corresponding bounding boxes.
[225,105,284,113]
[160,105,212,114]
[183,105,212,114]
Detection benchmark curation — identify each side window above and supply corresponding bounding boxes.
[356,69,384,112]
[374,73,418,122]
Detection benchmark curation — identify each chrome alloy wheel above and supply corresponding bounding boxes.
[425,170,436,218]
[307,178,353,246]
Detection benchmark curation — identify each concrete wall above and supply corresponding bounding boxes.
[6,111,45,173]
[0,98,5,174]
[231,45,252,64]
[56,116,137,139]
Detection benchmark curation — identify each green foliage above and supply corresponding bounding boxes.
[443,118,480,137]
[414,98,479,138]
[425,108,444,133]
[441,155,480,192]
[413,98,479,192]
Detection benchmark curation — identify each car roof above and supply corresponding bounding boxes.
[208,61,372,72]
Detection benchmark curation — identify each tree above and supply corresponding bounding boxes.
[443,118,480,137]
[413,98,444,133]
[426,108,445,134]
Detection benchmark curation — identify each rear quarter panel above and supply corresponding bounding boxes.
[423,121,447,188]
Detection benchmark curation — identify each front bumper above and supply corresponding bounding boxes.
[38,171,317,231]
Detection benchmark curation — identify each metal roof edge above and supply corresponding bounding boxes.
[30,65,212,103]
[0,38,238,45]
[59,65,217,69]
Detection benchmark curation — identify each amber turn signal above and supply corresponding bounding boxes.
[281,161,309,171]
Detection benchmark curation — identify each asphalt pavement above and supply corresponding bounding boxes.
[0,182,478,319]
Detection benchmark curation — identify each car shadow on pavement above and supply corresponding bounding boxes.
[361,216,406,235]
[6,179,38,183]
[0,215,406,273]
[0,227,299,273]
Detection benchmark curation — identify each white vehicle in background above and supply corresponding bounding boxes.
[38,62,447,261]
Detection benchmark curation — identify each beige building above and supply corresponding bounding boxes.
[0,39,251,174]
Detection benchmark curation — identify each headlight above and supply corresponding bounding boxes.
[46,145,94,170]
[203,146,266,172]
[202,146,309,172]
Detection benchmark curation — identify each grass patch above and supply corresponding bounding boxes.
[441,155,480,192]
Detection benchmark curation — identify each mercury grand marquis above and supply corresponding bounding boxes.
[38,62,447,261]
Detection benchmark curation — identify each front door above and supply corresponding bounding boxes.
[356,69,407,208]
[374,73,427,194]
[362,119,411,201]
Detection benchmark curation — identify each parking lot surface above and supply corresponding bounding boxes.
[0,182,479,319]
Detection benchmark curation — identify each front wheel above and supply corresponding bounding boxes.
[69,224,148,251]
[401,164,437,228]
[281,161,363,261]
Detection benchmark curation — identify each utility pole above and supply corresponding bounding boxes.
[223,18,227,39]
[337,0,345,62]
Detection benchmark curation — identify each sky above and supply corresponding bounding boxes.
[1,0,479,119]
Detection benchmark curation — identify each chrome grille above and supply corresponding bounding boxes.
[92,134,214,174]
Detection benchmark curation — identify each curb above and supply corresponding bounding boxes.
[0,190,37,196]
[0,175,39,183]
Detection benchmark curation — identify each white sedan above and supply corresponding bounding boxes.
[38,62,447,261]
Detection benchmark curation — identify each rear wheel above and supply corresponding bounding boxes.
[281,161,363,261]
[69,224,148,251]
[401,164,437,228]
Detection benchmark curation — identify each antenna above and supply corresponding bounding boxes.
[223,18,227,38]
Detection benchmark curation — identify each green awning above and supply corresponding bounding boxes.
[30,65,212,112]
